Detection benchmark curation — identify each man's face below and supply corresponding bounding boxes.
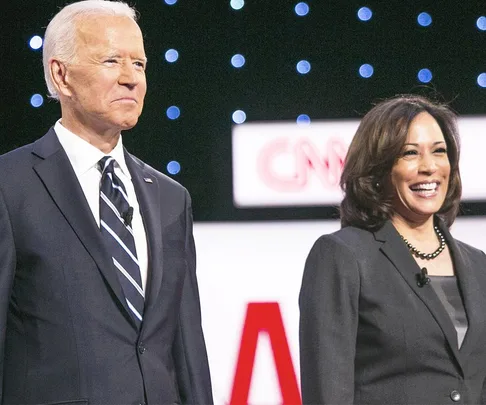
[60,15,147,135]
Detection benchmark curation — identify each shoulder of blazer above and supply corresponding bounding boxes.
[0,133,56,187]
[0,127,57,168]
[330,225,377,249]
[313,225,379,260]
[0,139,38,171]
[454,238,486,262]
[437,217,486,265]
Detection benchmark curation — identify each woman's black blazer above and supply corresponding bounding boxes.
[299,219,486,405]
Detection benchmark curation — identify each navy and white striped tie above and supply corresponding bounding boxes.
[99,156,144,328]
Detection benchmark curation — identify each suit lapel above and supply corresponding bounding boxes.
[374,220,463,370]
[32,129,133,325]
[124,152,164,318]
[442,223,486,357]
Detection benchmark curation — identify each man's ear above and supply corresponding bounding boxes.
[50,58,72,97]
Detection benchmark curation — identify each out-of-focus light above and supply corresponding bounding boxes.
[296,60,311,74]
[30,94,44,108]
[231,54,246,68]
[478,73,486,88]
[418,68,433,83]
[166,106,181,120]
[417,12,432,27]
[295,2,309,16]
[297,114,311,125]
[357,7,372,21]
[29,35,43,50]
[230,0,244,10]
[232,110,246,124]
[359,64,374,78]
[167,161,181,175]
[164,0,178,5]
[477,16,486,31]
[165,49,179,63]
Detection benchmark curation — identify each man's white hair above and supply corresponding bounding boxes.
[42,0,138,100]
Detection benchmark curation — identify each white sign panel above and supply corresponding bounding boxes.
[232,116,486,207]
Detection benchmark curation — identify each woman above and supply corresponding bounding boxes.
[299,94,486,404]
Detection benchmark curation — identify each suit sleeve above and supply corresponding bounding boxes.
[299,234,360,405]
[0,185,16,401]
[172,190,213,404]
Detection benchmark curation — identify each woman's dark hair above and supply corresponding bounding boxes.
[340,94,462,231]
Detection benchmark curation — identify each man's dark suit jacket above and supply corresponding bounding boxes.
[300,219,486,405]
[0,128,213,405]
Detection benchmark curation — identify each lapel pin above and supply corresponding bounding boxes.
[143,177,153,183]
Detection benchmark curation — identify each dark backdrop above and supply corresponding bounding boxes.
[1,0,485,221]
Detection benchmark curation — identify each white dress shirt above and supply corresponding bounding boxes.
[55,120,148,291]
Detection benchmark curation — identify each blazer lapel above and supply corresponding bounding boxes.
[441,223,486,357]
[32,129,132,323]
[374,220,463,370]
[124,152,164,318]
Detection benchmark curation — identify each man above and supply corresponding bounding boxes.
[0,1,213,404]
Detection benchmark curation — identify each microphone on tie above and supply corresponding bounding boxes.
[123,206,134,227]
[416,267,431,287]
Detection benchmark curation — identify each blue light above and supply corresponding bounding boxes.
[478,73,486,88]
[296,60,311,74]
[231,54,246,68]
[230,0,244,10]
[165,49,179,63]
[357,7,372,21]
[232,110,246,124]
[418,68,433,83]
[297,114,311,125]
[166,106,181,120]
[30,94,44,108]
[164,0,178,5]
[417,12,432,27]
[29,35,43,50]
[477,16,486,31]
[359,64,374,78]
[167,161,181,175]
[295,2,309,16]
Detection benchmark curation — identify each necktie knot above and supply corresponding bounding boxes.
[99,156,116,175]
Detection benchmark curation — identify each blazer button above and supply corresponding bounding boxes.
[138,344,146,354]
[450,390,461,402]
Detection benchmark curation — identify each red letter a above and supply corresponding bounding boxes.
[229,302,301,404]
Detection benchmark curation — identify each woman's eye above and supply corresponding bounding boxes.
[434,147,448,154]
[402,150,418,156]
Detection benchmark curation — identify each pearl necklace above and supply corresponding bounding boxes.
[400,226,446,260]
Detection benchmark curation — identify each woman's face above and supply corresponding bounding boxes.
[389,112,451,225]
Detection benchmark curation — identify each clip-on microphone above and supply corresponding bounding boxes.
[416,267,431,288]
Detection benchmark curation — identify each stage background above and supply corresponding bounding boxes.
[2,1,486,403]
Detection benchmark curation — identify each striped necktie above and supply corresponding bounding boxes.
[99,156,144,328]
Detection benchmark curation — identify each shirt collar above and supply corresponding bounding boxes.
[54,119,131,179]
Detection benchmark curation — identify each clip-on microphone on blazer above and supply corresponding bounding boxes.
[123,206,134,227]
[416,267,431,288]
